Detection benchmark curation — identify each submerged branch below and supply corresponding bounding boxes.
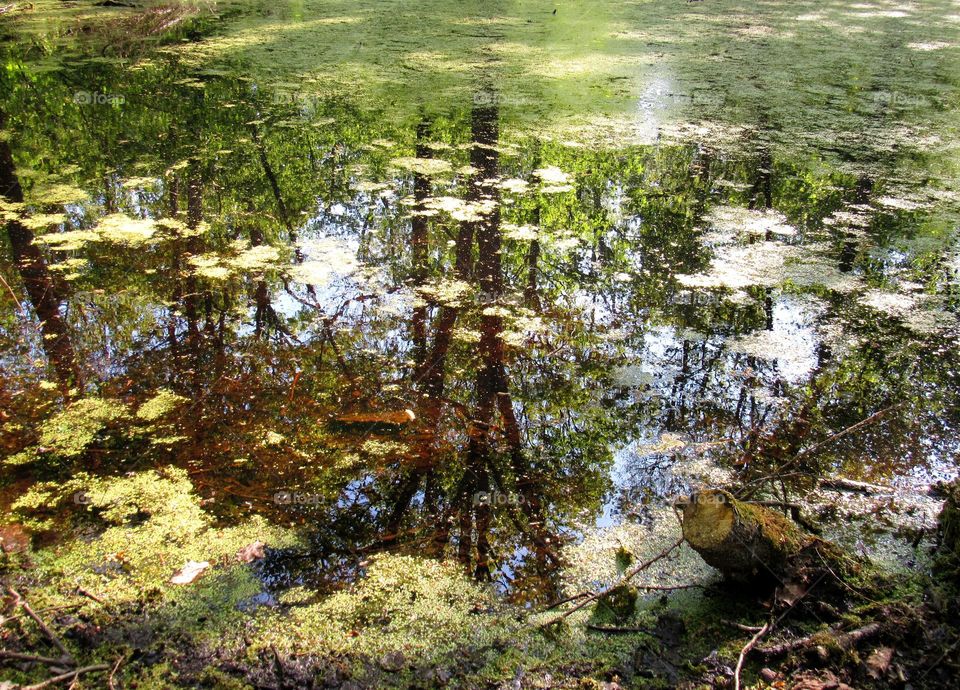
[538,537,684,627]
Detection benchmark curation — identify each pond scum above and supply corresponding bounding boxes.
[2,0,960,688]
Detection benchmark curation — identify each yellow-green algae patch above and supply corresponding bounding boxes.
[136,388,189,422]
[39,397,128,458]
[11,468,300,641]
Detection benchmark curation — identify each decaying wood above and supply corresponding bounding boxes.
[759,622,882,658]
[936,479,960,561]
[679,489,855,584]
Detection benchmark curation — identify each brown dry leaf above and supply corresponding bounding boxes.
[865,646,894,679]
[170,560,210,585]
[788,670,853,690]
[0,524,29,554]
[777,581,807,606]
[236,540,265,563]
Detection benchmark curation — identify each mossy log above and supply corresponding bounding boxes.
[935,480,960,582]
[680,489,855,584]
[937,480,960,557]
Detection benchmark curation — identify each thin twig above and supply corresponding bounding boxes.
[75,587,105,605]
[21,663,109,690]
[539,537,684,627]
[7,588,72,660]
[108,653,126,690]
[734,622,771,690]
[722,619,765,633]
[0,650,66,665]
[586,624,653,634]
[0,271,27,316]
[738,403,902,499]
[542,592,589,611]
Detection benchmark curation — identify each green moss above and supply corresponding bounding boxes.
[591,584,638,625]
[253,553,520,670]
[12,468,300,640]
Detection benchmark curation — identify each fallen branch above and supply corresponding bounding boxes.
[7,588,72,661]
[738,403,902,499]
[734,622,771,690]
[759,622,882,657]
[680,490,853,583]
[539,537,684,627]
[636,582,704,592]
[586,624,653,634]
[819,477,893,495]
[747,500,821,534]
[0,650,66,665]
[21,663,110,690]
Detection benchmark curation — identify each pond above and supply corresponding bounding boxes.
[1,0,959,686]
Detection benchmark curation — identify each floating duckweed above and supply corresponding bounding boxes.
[137,389,189,421]
[50,262,87,280]
[188,253,232,280]
[352,180,392,193]
[861,289,917,317]
[14,469,298,634]
[389,157,453,176]
[30,184,89,206]
[422,195,497,222]
[229,244,282,271]
[21,213,68,229]
[539,184,575,194]
[156,217,187,232]
[533,166,572,185]
[481,305,512,317]
[498,177,530,193]
[287,238,358,286]
[262,553,511,660]
[33,229,100,251]
[417,279,471,306]
[121,176,161,190]
[360,439,409,457]
[96,213,158,245]
[36,397,128,459]
[706,205,797,238]
[452,327,482,343]
[262,430,286,446]
[503,222,539,240]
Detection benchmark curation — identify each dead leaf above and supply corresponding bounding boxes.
[236,540,265,563]
[0,524,29,553]
[170,560,210,585]
[777,581,807,606]
[865,646,894,679]
[335,409,416,425]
